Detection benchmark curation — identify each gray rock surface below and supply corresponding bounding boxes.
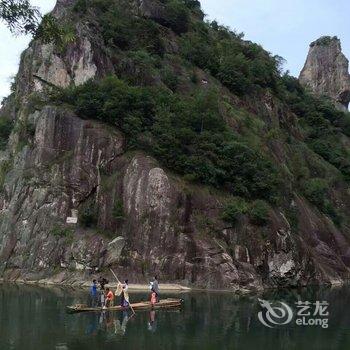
[299,36,350,111]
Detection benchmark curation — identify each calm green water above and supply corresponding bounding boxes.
[1,284,350,349]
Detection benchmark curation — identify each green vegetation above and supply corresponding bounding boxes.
[97,229,117,239]
[117,50,160,86]
[0,1,75,46]
[302,178,342,225]
[74,0,165,56]
[50,225,74,238]
[68,0,290,104]
[280,75,350,181]
[303,178,328,208]
[310,36,338,47]
[161,66,179,91]
[35,14,76,49]
[0,0,39,35]
[249,200,270,225]
[0,117,13,150]
[285,205,299,233]
[112,199,124,220]
[221,197,249,225]
[161,0,191,34]
[180,21,282,96]
[0,159,12,189]
[79,202,98,228]
[53,76,280,202]
[222,197,270,226]
[74,0,193,37]
[11,118,35,152]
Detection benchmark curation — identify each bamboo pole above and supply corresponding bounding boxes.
[110,268,135,315]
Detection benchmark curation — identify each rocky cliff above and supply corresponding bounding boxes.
[299,36,350,111]
[1,0,350,291]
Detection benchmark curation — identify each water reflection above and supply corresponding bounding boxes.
[114,310,131,335]
[55,345,68,350]
[85,309,133,338]
[86,313,99,336]
[148,310,157,333]
[1,284,350,349]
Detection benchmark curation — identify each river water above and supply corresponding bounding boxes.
[1,283,350,349]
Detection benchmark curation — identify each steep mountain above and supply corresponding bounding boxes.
[1,0,350,291]
[299,36,350,112]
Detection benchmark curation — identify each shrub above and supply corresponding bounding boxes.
[54,76,155,138]
[79,203,98,228]
[222,197,249,225]
[323,200,343,226]
[184,0,201,9]
[285,205,299,233]
[303,178,328,208]
[180,30,219,74]
[301,178,343,226]
[73,0,88,13]
[217,53,252,95]
[310,36,338,47]
[98,229,116,239]
[0,117,13,150]
[35,14,75,50]
[249,200,270,225]
[112,199,124,220]
[97,1,165,55]
[161,66,179,91]
[190,70,199,84]
[0,159,12,189]
[118,50,159,86]
[164,0,190,34]
[51,225,74,238]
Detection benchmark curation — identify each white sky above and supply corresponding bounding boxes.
[0,0,349,101]
[0,0,56,100]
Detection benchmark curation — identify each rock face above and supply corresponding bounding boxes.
[1,1,350,291]
[299,36,350,111]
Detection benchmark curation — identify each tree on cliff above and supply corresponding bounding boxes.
[0,0,39,34]
[0,0,75,46]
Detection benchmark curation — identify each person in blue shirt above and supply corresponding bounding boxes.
[90,279,98,307]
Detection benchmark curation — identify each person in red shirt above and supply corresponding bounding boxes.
[150,291,157,306]
[105,288,114,308]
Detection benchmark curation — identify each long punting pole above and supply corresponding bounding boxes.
[110,268,135,315]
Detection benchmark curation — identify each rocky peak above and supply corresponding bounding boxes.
[55,0,75,5]
[46,1,77,22]
[52,0,76,15]
[299,36,350,111]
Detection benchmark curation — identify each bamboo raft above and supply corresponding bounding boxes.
[66,298,183,314]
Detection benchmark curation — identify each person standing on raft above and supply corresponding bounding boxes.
[98,276,109,307]
[152,276,160,302]
[115,280,130,308]
[89,279,98,307]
